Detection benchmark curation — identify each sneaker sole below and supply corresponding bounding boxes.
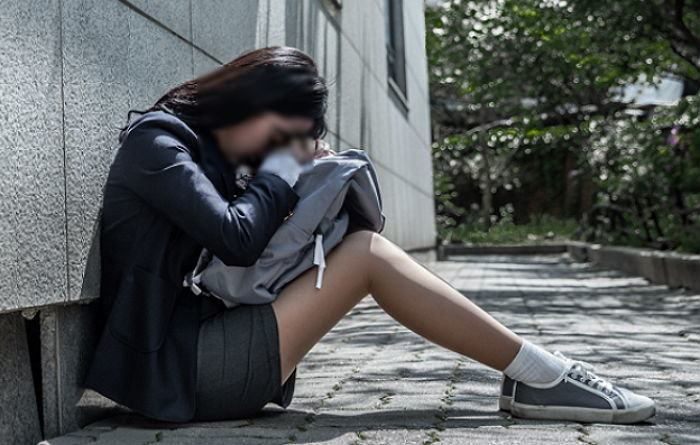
[509,400,656,424]
[499,395,511,412]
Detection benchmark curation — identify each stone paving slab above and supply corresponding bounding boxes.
[40,254,700,444]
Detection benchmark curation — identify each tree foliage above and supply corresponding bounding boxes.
[427,0,700,251]
[584,95,700,251]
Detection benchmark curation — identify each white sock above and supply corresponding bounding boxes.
[503,339,570,384]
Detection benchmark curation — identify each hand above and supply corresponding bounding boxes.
[283,136,316,164]
[257,147,303,187]
[313,139,337,158]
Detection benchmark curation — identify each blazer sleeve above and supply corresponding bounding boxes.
[116,122,300,267]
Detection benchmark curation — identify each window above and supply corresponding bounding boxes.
[321,0,343,11]
[384,0,408,113]
[320,0,342,19]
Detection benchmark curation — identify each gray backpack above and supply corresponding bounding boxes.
[182,148,386,308]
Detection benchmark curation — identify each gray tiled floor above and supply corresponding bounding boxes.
[41,254,700,444]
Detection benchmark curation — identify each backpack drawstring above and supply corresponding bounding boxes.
[312,233,326,289]
[183,247,212,296]
[183,270,204,295]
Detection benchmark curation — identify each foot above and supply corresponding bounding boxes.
[499,351,656,424]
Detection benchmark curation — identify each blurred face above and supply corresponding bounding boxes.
[210,111,314,166]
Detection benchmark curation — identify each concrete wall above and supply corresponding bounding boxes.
[278,0,436,251]
[0,0,435,442]
[1,0,435,313]
[568,242,700,292]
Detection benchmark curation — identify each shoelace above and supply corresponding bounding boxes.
[553,351,615,395]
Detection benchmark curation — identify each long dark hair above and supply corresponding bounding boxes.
[120,45,328,141]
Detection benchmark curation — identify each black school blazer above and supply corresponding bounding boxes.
[83,109,300,422]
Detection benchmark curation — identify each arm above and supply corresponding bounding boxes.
[116,122,300,267]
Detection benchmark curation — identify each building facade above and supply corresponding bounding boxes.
[0,0,435,442]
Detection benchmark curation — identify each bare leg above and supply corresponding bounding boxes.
[271,230,523,385]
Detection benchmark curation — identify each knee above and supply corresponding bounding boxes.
[339,229,381,285]
[344,228,377,243]
[340,230,405,290]
[343,228,383,250]
[342,229,396,264]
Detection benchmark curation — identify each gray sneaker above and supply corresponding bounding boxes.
[499,351,656,424]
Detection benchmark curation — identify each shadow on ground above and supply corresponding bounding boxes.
[45,254,700,444]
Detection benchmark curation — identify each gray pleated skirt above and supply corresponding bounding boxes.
[191,294,297,422]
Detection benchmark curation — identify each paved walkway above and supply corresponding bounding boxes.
[42,254,700,444]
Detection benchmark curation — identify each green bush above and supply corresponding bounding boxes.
[438,213,578,246]
[582,95,700,253]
